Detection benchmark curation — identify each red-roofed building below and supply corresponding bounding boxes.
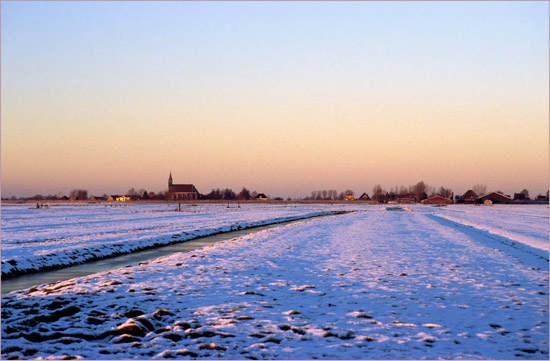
[461,190,478,203]
[476,192,511,204]
[421,195,453,205]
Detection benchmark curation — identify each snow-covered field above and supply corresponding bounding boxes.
[1,203,338,278]
[1,203,548,359]
[426,204,549,252]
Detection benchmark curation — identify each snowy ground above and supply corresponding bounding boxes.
[1,203,338,278]
[1,204,548,359]
[425,204,549,252]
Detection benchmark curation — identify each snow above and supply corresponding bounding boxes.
[1,204,548,359]
[1,203,338,277]
[426,204,549,252]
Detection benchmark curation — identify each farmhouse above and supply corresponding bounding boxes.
[358,192,370,200]
[421,195,453,205]
[396,195,416,204]
[255,193,268,200]
[343,194,355,201]
[461,190,478,203]
[168,173,199,201]
[476,192,511,204]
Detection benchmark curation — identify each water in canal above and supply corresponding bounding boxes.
[2,218,310,294]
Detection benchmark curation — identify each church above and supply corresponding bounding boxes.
[168,173,199,201]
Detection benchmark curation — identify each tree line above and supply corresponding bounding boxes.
[4,183,549,202]
[303,190,354,201]
[203,187,257,200]
[302,182,549,203]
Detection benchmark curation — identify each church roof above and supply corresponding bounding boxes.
[169,184,197,193]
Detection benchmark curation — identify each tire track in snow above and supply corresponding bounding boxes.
[425,213,549,268]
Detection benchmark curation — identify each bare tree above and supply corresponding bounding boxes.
[237,187,251,201]
[520,189,530,200]
[472,184,487,196]
[437,186,452,198]
[127,188,137,196]
[372,184,385,203]
[222,188,236,200]
[69,189,88,200]
[205,189,222,200]
[412,181,426,196]
[411,181,428,201]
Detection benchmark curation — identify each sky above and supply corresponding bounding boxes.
[1,1,548,199]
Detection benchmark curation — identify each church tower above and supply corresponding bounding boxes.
[168,172,173,187]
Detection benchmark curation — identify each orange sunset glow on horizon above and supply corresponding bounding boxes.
[1,1,548,199]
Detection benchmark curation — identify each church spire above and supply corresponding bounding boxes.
[168,172,173,186]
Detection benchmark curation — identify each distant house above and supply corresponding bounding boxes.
[69,196,77,201]
[396,195,415,204]
[107,195,121,202]
[358,192,370,201]
[343,194,355,201]
[255,193,268,200]
[59,196,69,201]
[476,192,511,204]
[460,190,478,203]
[116,195,131,202]
[421,195,453,205]
[168,173,199,201]
[90,196,106,201]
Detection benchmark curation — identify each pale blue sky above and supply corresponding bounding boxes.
[2,1,548,198]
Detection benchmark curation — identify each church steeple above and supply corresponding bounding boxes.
[168,172,173,187]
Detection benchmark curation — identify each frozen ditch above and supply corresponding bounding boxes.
[2,211,347,294]
[1,214,337,294]
[2,205,347,279]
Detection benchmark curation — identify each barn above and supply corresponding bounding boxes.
[461,190,478,203]
[476,192,511,204]
[421,196,453,205]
